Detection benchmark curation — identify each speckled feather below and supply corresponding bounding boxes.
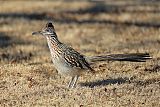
[32,22,151,88]
[61,44,94,71]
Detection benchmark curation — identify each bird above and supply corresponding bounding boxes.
[32,22,151,88]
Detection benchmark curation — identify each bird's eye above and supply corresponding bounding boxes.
[46,29,50,32]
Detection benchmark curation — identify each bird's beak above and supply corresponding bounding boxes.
[32,31,43,35]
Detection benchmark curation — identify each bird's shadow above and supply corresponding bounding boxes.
[80,77,130,88]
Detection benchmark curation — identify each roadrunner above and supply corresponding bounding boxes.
[32,22,151,88]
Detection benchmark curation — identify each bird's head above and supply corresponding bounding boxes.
[32,22,56,37]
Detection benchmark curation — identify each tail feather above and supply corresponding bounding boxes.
[87,53,152,63]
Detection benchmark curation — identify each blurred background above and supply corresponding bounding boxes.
[0,0,160,107]
[0,0,160,63]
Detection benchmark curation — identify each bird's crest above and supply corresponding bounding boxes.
[46,22,54,28]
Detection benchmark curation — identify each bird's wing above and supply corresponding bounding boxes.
[62,45,94,71]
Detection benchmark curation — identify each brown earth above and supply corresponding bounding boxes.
[0,0,160,107]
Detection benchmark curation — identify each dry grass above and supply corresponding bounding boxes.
[0,0,160,107]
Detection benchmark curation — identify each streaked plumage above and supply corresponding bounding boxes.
[32,22,151,88]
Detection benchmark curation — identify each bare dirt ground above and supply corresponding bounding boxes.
[0,0,160,107]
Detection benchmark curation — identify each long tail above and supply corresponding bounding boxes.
[87,53,152,63]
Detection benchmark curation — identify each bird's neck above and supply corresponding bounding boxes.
[46,33,62,57]
[46,33,61,46]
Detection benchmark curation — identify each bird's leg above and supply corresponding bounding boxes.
[68,76,75,88]
[71,75,79,88]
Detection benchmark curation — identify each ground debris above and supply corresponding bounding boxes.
[0,50,33,63]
